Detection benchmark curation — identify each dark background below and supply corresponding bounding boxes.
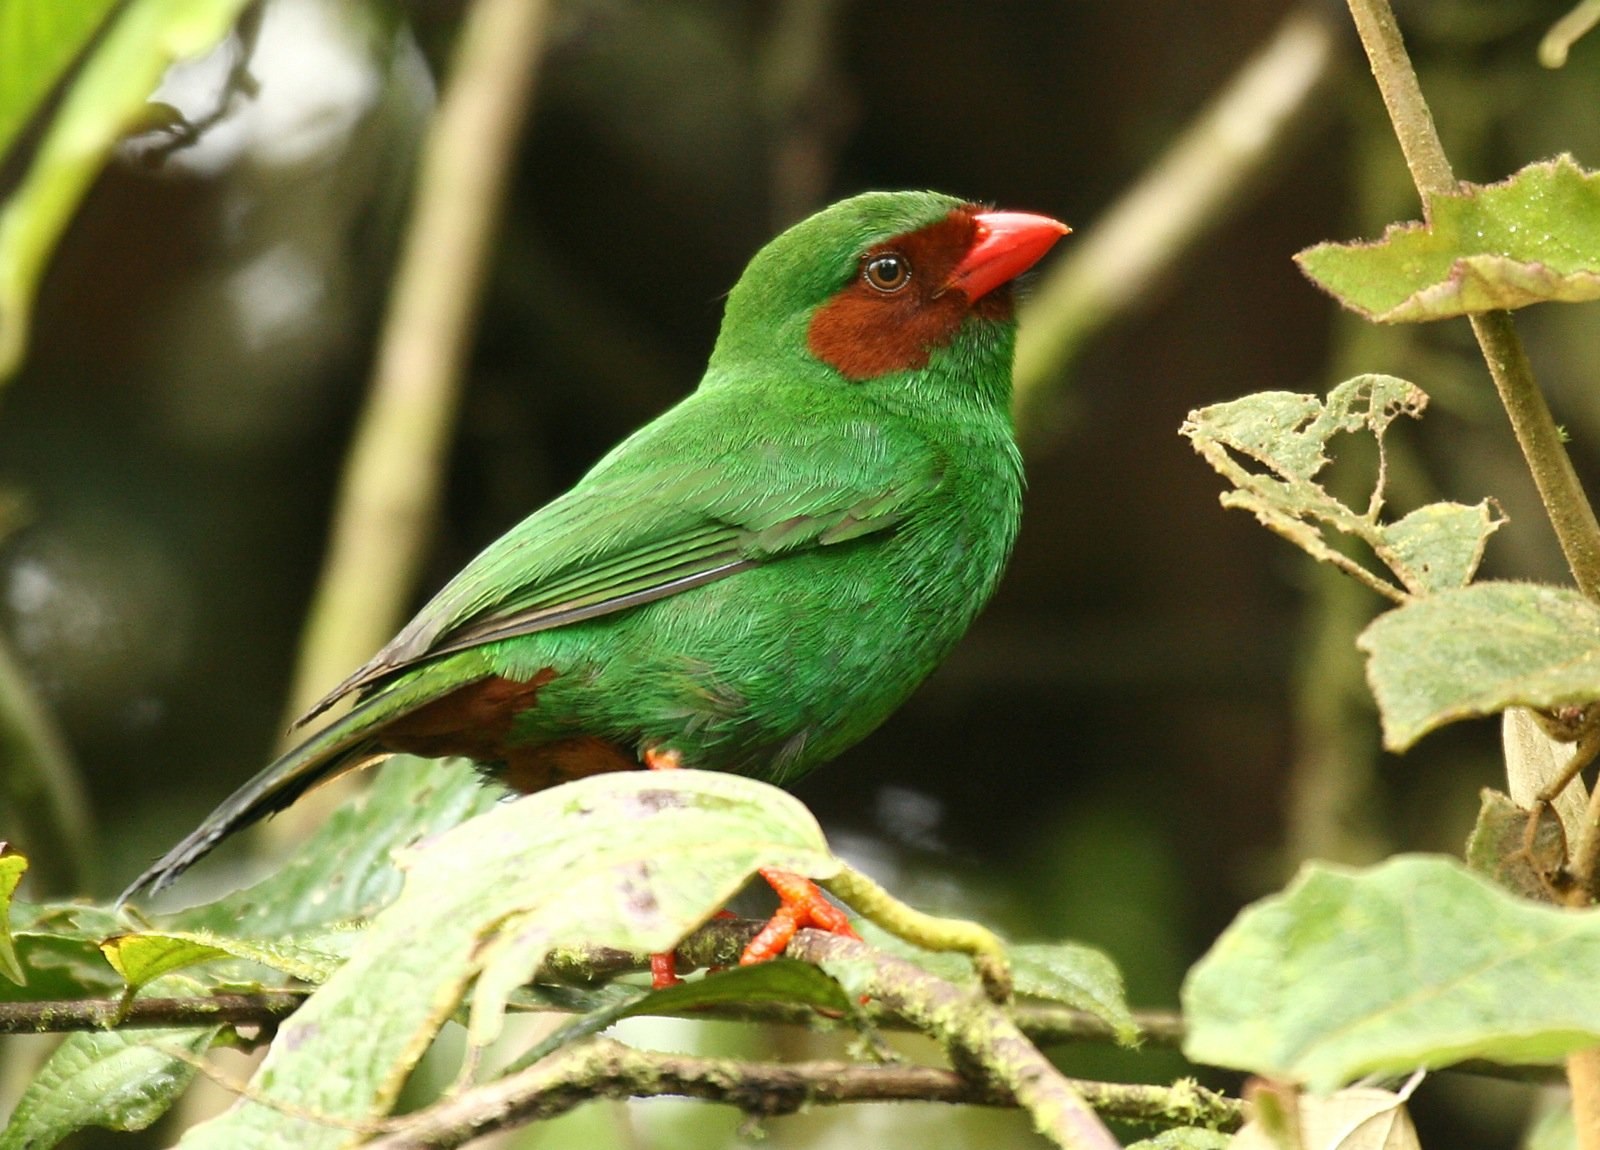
[5,1,1598,1145]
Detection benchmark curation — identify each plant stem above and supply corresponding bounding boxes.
[824,862,1013,1001]
[1344,0,1600,601]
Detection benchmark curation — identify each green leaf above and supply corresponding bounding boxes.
[849,921,1136,1045]
[0,2,121,166]
[1378,501,1501,597]
[0,1025,220,1149]
[0,0,255,379]
[1296,155,1600,322]
[1010,942,1137,1045]
[1182,375,1501,598]
[0,972,219,1150]
[100,928,350,991]
[177,769,837,1149]
[0,846,26,983]
[1359,581,1600,751]
[1182,855,1600,1090]
[171,754,500,937]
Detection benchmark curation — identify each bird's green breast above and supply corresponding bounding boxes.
[471,346,1023,787]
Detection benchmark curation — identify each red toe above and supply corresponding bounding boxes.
[739,868,859,965]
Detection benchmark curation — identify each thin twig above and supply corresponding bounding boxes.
[1012,5,1340,439]
[0,990,306,1034]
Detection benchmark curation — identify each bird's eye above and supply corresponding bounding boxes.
[863,253,911,293]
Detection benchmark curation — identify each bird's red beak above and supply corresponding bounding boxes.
[946,210,1071,301]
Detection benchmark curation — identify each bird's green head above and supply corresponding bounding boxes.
[708,190,1068,404]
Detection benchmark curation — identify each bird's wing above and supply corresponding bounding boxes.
[298,396,941,722]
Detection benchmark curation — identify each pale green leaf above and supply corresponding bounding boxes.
[1011,941,1137,1046]
[1359,581,1600,751]
[178,769,837,1149]
[0,0,255,378]
[849,921,1136,1046]
[0,2,121,166]
[1183,855,1600,1090]
[170,754,499,937]
[1296,155,1600,322]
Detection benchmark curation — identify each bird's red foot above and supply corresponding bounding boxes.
[741,867,860,965]
[644,747,682,771]
[650,951,681,989]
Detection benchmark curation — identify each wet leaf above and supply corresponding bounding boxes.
[1297,155,1600,322]
[1359,582,1600,751]
[177,769,837,1149]
[1183,855,1600,1090]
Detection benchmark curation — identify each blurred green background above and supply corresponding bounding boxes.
[4,0,1599,1145]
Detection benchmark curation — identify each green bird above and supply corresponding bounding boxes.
[122,190,1068,975]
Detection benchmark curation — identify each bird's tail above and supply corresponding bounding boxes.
[118,672,460,905]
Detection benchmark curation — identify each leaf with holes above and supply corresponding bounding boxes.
[1183,375,1500,597]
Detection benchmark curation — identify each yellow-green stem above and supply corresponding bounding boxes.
[823,863,1013,1002]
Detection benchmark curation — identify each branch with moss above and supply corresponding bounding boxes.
[365,1036,1242,1150]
